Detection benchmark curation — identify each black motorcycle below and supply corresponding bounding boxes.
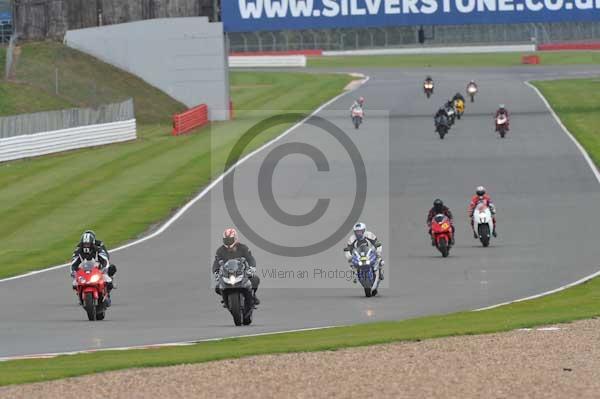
[218,258,254,326]
[435,115,450,140]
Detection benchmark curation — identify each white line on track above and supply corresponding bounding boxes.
[0,325,345,362]
[473,81,600,311]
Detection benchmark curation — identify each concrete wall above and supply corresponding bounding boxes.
[64,17,230,121]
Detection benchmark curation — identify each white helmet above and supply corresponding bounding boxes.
[353,222,366,240]
[476,186,486,196]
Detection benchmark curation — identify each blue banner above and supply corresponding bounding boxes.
[222,0,600,32]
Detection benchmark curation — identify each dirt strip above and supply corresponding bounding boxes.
[2,318,600,399]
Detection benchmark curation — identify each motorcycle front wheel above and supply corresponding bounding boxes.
[227,293,243,326]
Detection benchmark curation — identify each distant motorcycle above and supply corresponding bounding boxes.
[350,242,382,297]
[454,98,465,120]
[75,260,110,321]
[218,258,254,326]
[351,108,364,129]
[467,84,478,102]
[431,214,453,257]
[473,201,494,247]
[424,81,434,98]
[445,106,456,126]
[496,114,508,138]
[435,116,450,140]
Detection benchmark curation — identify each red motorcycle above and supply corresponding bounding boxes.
[75,260,109,321]
[496,114,509,138]
[431,214,453,257]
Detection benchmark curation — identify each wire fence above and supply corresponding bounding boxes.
[228,21,600,52]
[0,98,135,138]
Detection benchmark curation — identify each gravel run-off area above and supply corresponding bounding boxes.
[2,318,600,399]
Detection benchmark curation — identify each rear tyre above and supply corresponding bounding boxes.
[457,114,462,120]
[364,287,372,297]
[228,294,243,326]
[470,95,474,103]
[438,237,449,258]
[426,92,431,98]
[84,293,96,321]
[478,224,490,247]
[500,129,506,138]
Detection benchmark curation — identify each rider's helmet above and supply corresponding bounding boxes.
[358,96,365,106]
[223,228,239,250]
[476,186,487,197]
[433,199,444,213]
[81,230,96,259]
[499,104,506,111]
[455,92,462,99]
[353,222,367,241]
[470,80,475,84]
[426,75,432,81]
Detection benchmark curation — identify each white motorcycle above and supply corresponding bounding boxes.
[351,107,364,129]
[467,84,478,102]
[473,202,495,247]
[496,114,508,138]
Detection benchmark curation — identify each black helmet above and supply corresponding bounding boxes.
[426,76,432,81]
[476,186,486,196]
[81,230,96,259]
[433,199,444,212]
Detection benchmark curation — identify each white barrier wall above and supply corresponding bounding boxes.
[229,55,307,68]
[64,18,230,121]
[0,119,137,163]
[323,44,536,56]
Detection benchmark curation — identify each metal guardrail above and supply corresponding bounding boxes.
[0,98,135,139]
[0,119,137,163]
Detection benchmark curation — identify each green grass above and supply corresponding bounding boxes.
[0,70,353,278]
[10,41,186,124]
[533,78,600,168]
[308,51,600,68]
[0,82,73,115]
[2,271,600,386]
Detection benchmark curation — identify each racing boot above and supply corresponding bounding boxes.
[253,289,260,306]
[379,260,385,281]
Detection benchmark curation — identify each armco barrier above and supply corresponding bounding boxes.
[522,55,540,64]
[230,50,322,57]
[0,119,137,163]
[538,42,600,51]
[229,55,307,68]
[172,104,209,136]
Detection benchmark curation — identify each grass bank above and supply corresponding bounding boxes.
[308,51,600,68]
[0,70,353,278]
[533,78,600,168]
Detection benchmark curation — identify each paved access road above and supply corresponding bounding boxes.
[1,66,599,358]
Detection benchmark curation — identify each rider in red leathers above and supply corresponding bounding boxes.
[495,104,510,132]
[468,186,497,238]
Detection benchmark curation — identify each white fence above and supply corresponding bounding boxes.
[228,55,307,68]
[0,119,137,163]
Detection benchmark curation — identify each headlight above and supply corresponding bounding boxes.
[89,274,101,283]
[78,276,86,284]
[223,275,243,285]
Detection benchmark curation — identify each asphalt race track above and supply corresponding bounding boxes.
[1,66,600,358]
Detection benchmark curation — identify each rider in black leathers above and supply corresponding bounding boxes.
[212,228,260,305]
